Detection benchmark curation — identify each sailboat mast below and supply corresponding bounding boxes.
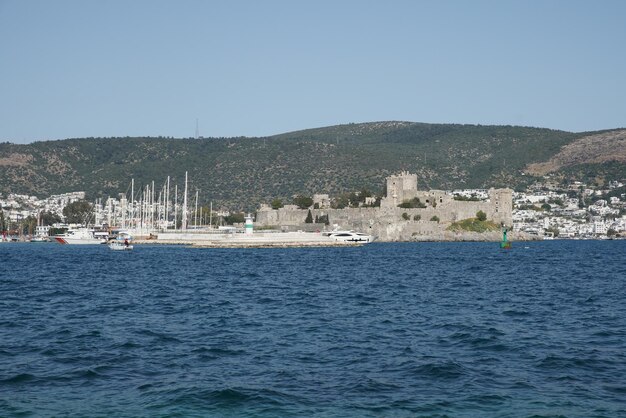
[151,180,155,230]
[182,171,188,231]
[165,176,170,230]
[131,178,135,231]
[157,190,162,230]
[194,189,199,229]
[174,184,178,230]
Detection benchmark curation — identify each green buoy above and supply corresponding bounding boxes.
[500,224,511,249]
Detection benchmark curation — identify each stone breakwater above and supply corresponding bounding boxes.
[132,231,536,246]
[133,240,360,248]
[149,231,369,248]
[191,241,362,248]
[409,231,540,242]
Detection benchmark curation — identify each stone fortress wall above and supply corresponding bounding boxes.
[256,172,513,242]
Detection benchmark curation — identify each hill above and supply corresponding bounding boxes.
[525,129,626,183]
[1,122,625,209]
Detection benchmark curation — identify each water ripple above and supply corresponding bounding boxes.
[1,241,625,417]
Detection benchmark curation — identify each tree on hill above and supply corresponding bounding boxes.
[331,194,350,209]
[63,200,93,224]
[398,197,426,208]
[454,195,480,201]
[0,210,6,232]
[294,195,313,209]
[41,211,62,226]
[348,192,360,208]
[357,188,373,204]
[476,210,487,221]
[224,212,245,225]
[271,198,284,210]
[315,214,329,225]
[21,215,37,235]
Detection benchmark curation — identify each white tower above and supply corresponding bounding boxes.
[244,213,254,235]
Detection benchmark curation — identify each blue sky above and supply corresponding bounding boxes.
[1,0,625,143]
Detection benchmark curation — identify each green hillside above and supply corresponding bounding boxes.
[1,121,624,209]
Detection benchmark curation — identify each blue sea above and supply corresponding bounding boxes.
[1,241,626,417]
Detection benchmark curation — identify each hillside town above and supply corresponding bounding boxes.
[1,176,625,240]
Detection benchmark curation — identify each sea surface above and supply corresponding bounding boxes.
[1,240,626,417]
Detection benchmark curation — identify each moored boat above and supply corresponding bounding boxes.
[54,228,107,245]
[109,231,133,250]
[109,241,133,251]
[323,228,375,243]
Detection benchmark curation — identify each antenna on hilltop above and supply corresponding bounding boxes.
[195,118,200,139]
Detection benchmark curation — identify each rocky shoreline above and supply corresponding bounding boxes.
[409,231,540,242]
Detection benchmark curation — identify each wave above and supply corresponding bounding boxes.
[143,386,302,415]
[193,346,247,360]
[409,360,466,380]
[135,329,183,344]
[0,373,35,385]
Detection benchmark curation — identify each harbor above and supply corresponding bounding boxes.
[1,172,625,245]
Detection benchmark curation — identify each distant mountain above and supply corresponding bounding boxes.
[1,122,625,209]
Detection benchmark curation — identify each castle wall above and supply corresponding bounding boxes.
[255,172,513,242]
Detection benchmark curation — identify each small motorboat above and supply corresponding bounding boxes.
[109,241,133,251]
[30,235,50,243]
[109,232,133,251]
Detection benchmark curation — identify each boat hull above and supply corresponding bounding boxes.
[109,243,133,251]
[54,237,106,245]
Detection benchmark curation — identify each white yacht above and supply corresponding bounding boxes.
[323,229,375,243]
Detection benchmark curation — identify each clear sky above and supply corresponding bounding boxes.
[1,0,625,143]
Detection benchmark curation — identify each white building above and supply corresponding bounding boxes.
[593,221,607,235]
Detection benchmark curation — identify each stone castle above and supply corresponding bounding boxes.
[256,172,513,241]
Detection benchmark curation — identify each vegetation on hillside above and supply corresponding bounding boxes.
[1,122,623,209]
[447,218,500,233]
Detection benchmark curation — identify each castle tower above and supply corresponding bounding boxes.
[382,172,418,208]
[489,188,513,226]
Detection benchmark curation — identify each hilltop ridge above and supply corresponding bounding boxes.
[1,122,625,209]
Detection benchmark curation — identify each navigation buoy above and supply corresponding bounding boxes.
[500,224,511,249]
